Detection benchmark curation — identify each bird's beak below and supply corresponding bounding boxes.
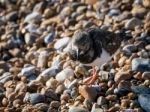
[76,49,79,60]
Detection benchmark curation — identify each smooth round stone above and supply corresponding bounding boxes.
[50,101,60,108]
[69,107,89,112]
[21,66,36,77]
[24,12,42,23]
[91,103,103,112]
[5,11,17,22]
[65,79,78,89]
[55,68,74,82]
[125,17,143,30]
[44,32,55,45]
[0,72,12,84]
[99,71,109,81]
[25,23,38,33]
[34,103,49,112]
[83,99,92,109]
[134,0,143,5]
[131,85,150,94]
[71,89,78,99]
[114,71,132,83]
[60,7,72,18]
[142,72,150,80]
[79,85,97,101]
[15,82,27,93]
[114,81,131,96]
[122,44,137,54]
[24,93,45,104]
[55,84,65,94]
[24,33,38,45]
[145,45,150,50]
[38,66,61,81]
[46,78,58,89]
[132,58,150,72]
[54,37,71,50]
[97,96,107,106]
[107,9,121,17]
[37,51,49,68]
[138,94,150,112]
[131,5,147,18]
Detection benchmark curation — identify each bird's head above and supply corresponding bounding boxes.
[68,30,93,61]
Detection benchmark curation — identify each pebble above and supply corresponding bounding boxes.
[34,103,49,112]
[131,5,147,18]
[21,66,36,77]
[50,101,60,108]
[138,94,150,112]
[44,32,55,45]
[142,72,150,80]
[5,11,18,22]
[15,82,27,93]
[54,37,71,50]
[55,84,65,94]
[122,44,137,55]
[37,66,61,82]
[114,81,131,96]
[25,23,38,33]
[46,78,58,89]
[131,85,150,94]
[68,106,89,112]
[125,18,143,30]
[24,93,45,104]
[83,98,92,110]
[91,103,103,112]
[79,85,97,101]
[37,51,49,68]
[56,68,74,82]
[97,96,107,106]
[0,72,12,84]
[24,33,38,45]
[24,12,42,23]
[114,71,132,83]
[132,58,150,72]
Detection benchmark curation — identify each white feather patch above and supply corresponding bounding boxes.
[82,48,111,66]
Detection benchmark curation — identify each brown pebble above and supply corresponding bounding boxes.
[2,98,9,107]
[105,95,117,101]
[79,85,97,101]
[115,71,132,83]
[8,92,16,102]
[50,101,61,108]
[13,99,22,108]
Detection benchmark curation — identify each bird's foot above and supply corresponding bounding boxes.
[84,66,98,86]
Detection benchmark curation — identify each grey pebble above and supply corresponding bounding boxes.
[69,107,89,112]
[37,66,61,81]
[132,58,150,72]
[24,12,42,23]
[44,32,55,45]
[125,17,143,30]
[24,93,45,105]
[131,85,150,94]
[21,66,36,77]
[138,94,150,112]
[0,72,12,84]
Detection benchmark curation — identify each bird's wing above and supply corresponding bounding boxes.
[88,29,103,57]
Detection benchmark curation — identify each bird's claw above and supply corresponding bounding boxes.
[84,66,98,86]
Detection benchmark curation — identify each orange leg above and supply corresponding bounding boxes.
[85,66,98,86]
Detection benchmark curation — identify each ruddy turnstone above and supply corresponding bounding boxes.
[68,28,129,85]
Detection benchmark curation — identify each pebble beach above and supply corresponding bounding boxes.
[0,0,150,112]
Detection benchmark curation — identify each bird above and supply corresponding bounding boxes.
[68,28,130,85]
